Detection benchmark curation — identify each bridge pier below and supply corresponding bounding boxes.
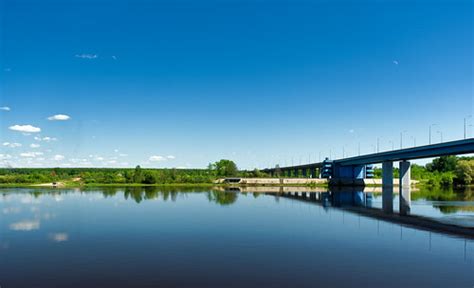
[382,161,394,213]
[331,164,365,186]
[399,161,411,215]
[294,168,299,178]
[302,168,307,178]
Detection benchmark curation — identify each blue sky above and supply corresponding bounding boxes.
[0,0,472,169]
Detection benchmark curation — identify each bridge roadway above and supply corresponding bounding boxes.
[263,138,474,175]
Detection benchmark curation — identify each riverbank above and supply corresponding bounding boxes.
[0,177,468,190]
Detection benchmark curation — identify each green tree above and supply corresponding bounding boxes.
[210,159,238,177]
[456,160,474,185]
[142,171,157,184]
[133,165,143,183]
[427,156,458,172]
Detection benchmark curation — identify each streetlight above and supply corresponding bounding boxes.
[377,137,380,153]
[370,144,376,153]
[389,140,394,150]
[411,136,416,147]
[429,124,438,145]
[358,142,361,156]
[437,131,443,143]
[400,130,407,149]
[465,115,472,139]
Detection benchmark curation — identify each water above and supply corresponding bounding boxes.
[1,187,473,288]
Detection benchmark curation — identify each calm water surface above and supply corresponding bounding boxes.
[1,187,473,288]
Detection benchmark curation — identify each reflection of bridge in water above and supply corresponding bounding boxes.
[225,186,474,239]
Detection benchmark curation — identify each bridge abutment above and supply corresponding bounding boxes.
[330,164,365,186]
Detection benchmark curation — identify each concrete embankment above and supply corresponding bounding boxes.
[217,178,417,186]
[216,178,327,185]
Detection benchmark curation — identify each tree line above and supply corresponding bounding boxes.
[0,159,256,185]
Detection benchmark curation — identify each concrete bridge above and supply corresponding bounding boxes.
[262,138,474,215]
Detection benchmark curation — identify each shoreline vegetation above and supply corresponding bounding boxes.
[0,157,473,189]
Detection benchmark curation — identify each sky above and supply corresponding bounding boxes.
[0,0,473,169]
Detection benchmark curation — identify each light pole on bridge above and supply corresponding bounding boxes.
[400,130,407,149]
[465,115,472,139]
[437,131,443,143]
[429,124,438,145]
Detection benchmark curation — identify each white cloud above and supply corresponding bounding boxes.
[111,55,117,60]
[2,207,21,215]
[0,154,12,160]
[34,136,57,142]
[9,220,40,231]
[9,125,41,133]
[49,233,68,242]
[2,142,22,148]
[75,54,98,59]
[114,149,119,153]
[149,155,165,162]
[53,155,65,161]
[0,106,10,111]
[349,129,355,134]
[119,153,128,157]
[20,152,43,158]
[149,155,176,162]
[393,60,399,65]
[47,114,71,121]
[30,143,40,148]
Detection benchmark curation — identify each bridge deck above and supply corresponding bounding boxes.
[264,138,474,172]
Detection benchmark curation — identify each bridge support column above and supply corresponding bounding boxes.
[311,168,318,178]
[353,165,365,179]
[302,168,307,178]
[294,168,299,178]
[382,161,394,213]
[286,170,291,178]
[399,161,411,215]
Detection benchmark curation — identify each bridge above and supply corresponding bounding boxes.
[262,138,474,215]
